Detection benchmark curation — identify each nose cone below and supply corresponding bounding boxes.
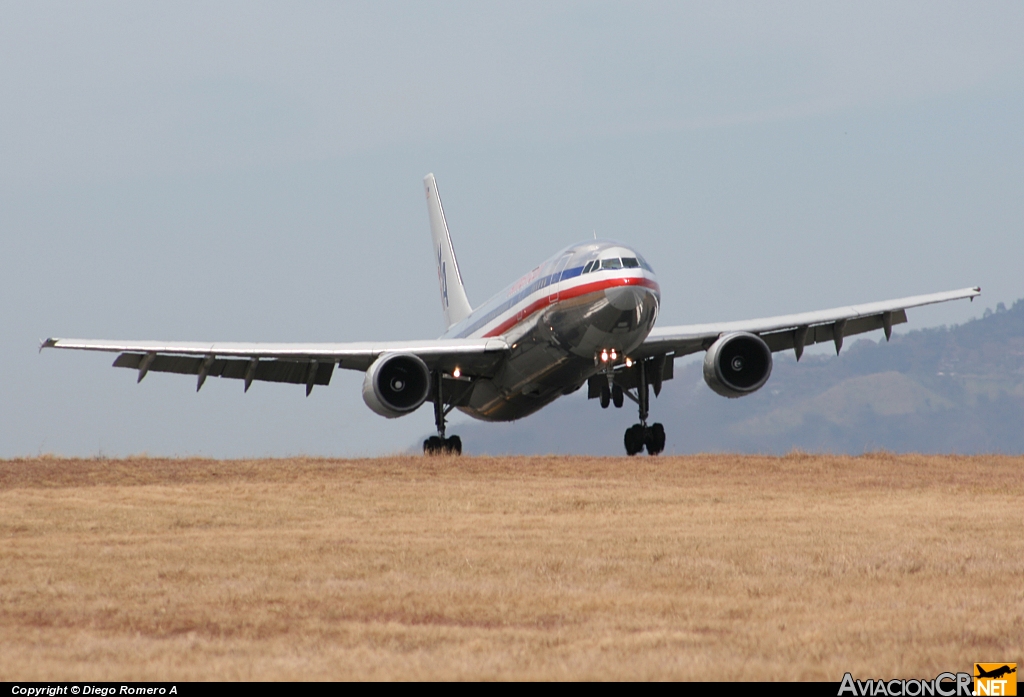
[605,285,646,311]
[604,284,659,338]
[543,282,659,354]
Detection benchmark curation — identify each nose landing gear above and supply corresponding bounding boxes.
[599,381,625,409]
[596,357,666,456]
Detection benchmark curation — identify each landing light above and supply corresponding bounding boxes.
[600,350,609,362]
[625,357,633,367]
[609,349,618,361]
[452,367,461,378]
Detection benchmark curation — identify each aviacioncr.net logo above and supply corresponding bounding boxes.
[838,672,973,696]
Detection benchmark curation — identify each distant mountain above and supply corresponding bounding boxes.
[450,298,1024,455]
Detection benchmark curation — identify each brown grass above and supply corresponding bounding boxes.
[1,453,1021,681]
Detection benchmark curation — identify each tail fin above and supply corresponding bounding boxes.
[424,173,473,329]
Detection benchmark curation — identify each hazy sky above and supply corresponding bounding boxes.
[2,1,1022,457]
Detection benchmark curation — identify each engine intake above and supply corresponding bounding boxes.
[703,332,773,398]
[362,353,431,418]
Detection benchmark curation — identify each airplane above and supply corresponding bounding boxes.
[42,174,981,456]
[975,665,1016,680]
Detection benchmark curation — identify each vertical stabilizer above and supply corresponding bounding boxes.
[424,173,473,329]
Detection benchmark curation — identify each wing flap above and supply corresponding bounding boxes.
[256,361,334,386]
[113,353,335,386]
[759,310,908,353]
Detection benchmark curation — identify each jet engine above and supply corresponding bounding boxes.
[703,332,773,398]
[362,353,431,418]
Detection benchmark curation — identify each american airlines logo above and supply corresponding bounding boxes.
[437,244,448,308]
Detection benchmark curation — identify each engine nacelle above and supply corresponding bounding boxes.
[362,353,431,418]
[703,332,773,398]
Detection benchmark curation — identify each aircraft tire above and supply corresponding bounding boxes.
[446,435,462,455]
[624,424,645,456]
[424,435,444,455]
[600,384,611,409]
[646,423,666,456]
[612,384,624,408]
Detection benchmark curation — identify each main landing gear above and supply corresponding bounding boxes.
[423,369,463,455]
[624,422,665,457]
[599,357,666,456]
[424,434,462,455]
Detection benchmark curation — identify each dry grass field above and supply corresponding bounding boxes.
[0,453,1021,681]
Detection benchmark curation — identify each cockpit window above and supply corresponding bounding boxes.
[582,255,650,273]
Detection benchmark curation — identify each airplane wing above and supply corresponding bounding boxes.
[41,337,509,394]
[635,287,981,360]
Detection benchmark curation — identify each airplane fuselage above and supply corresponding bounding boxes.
[442,240,660,421]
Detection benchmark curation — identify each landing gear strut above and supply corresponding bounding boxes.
[622,359,665,456]
[423,369,462,455]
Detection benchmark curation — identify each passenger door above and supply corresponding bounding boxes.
[547,254,573,305]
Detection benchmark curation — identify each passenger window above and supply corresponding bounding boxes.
[621,257,640,268]
[601,258,622,270]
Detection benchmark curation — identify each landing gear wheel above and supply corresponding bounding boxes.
[446,435,462,455]
[645,423,666,455]
[612,384,624,408]
[423,435,444,455]
[424,435,462,455]
[600,384,611,409]
[624,424,645,456]
[623,423,666,456]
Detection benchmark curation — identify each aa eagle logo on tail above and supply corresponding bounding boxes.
[437,244,448,308]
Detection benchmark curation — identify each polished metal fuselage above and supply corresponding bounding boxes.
[443,241,661,422]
